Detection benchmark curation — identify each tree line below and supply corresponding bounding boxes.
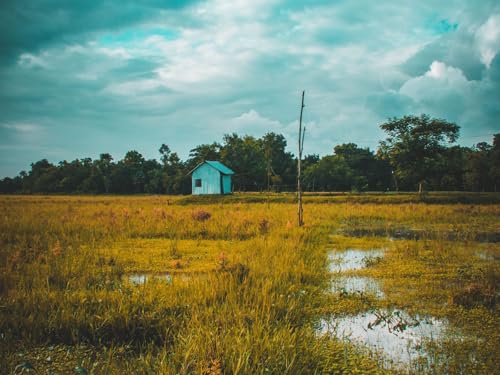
[0,115,498,194]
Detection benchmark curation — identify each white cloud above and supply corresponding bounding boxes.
[400,61,470,101]
[97,47,131,59]
[2,123,41,132]
[152,33,261,91]
[196,0,277,20]
[475,14,500,67]
[105,79,164,96]
[18,53,48,68]
[424,61,467,81]
[229,110,284,134]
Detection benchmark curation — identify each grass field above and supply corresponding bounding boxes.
[0,193,499,374]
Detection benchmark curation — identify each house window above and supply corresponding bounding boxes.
[194,178,202,187]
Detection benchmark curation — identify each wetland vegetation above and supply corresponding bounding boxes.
[0,193,499,373]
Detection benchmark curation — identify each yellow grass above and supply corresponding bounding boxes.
[0,194,499,374]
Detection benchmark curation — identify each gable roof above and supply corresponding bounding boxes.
[205,161,235,175]
[189,160,235,175]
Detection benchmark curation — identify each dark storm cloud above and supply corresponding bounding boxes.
[402,30,486,81]
[0,0,198,62]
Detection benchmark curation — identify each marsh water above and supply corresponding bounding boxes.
[331,276,384,298]
[320,310,447,365]
[325,247,448,366]
[328,249,384,272]
[127,273,172,285]
[342,227,500,243]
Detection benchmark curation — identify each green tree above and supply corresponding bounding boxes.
[220,134,266,191]
[378,114,460,192]
[303,155,355,191]
[28,159,60,193]
[334,143,391,191]
[434,146,468,191]
[143,159,163,194]
[120,150,146,193]
[491,134,500,192]
[95,153,114,193]
[259,132,295,191]
[465,142,493,191]
[158,144,185,193]
[186,142,221,170]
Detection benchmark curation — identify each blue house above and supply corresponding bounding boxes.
[189,161,235,195]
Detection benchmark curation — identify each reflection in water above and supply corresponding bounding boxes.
[320,309,447,364]
[328,249,384,272]
[127,273,172,285]
[476,251,499,261]
[331,276,384,298]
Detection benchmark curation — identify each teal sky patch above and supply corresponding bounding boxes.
[426,17,459,35]
[98,28,179,45]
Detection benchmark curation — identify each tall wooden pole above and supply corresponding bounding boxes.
[266,145,271,208]
[297,91,305,227]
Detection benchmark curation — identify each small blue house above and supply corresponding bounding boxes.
[189,161,235,195]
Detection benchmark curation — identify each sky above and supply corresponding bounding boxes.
[1,0,499,177]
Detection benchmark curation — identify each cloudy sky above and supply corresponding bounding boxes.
[1,0,499,177]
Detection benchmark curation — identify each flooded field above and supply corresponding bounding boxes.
[127,273,173,285]
[324,231,499,372]
[342,227,500,243]
[331,275,384,298]
[328,248,385,272]
[320,310,447,365]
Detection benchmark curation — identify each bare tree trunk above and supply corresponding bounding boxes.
[297,91,305,227]
[391,170,399,192]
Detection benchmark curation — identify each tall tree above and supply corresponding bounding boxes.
[159,144,185,194]
[220,133,266,191]
[465,142,493,192]
[303,155,354,191]
[259,132,295,191]
[378,114,460,192]
[334,143,391,191]
[186,142,221,170]
[95,153,114,193]
[123,150,146,193]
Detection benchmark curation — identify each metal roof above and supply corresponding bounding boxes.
[189,160,235,175]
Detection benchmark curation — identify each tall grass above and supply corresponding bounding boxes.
[0,196,386,373]
[0,194,498,373]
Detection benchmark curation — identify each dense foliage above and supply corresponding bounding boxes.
[0,116,499,193]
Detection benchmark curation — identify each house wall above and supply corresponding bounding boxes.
[192,164,222,195]
[222,175,232,194]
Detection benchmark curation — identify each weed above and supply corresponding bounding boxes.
[192,210,211,222]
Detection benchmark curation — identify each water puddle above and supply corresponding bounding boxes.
[476,251,499,261]
[331,276,384,298]
[126,273,172,285]
[320,309,447,365]
[328,249,384,272]
[343,228,500,243]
